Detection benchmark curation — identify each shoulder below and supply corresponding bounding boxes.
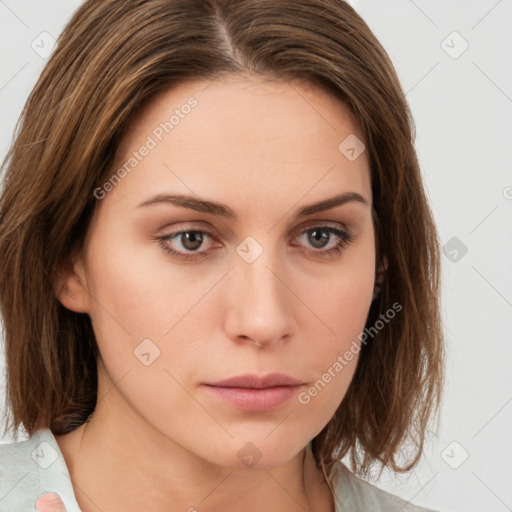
[0,429,80,511]
[0,429,47,508]
[330,461,437,512]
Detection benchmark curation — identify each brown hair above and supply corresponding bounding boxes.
[0,0,443,478]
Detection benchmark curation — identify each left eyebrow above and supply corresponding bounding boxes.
[135,191,369,218]
[295,191,369,217]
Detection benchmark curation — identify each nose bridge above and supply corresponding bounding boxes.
[241,254,281,304]
[238,244,286,314]
[224,238,293,344]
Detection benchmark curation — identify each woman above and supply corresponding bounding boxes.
[0,1,443,511]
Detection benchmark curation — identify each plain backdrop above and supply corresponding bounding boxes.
[1,2,511,512]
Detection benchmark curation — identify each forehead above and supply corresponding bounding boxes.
[120,75,364,152]
[107,76,371,211]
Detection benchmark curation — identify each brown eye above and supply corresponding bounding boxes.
[158,229,216,260]
[306,228,331,249]
[179,231,205,251]
[292,225,355,258]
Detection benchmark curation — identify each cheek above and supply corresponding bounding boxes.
[295,236,375,409]
[82,238,209,421]
[304,228,375,339]
[82,228,223,390]
[85,243,162,342]
[84,227,204,339]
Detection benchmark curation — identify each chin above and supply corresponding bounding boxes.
[200,430,311,471]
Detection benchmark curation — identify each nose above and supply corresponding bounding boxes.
[223,248,295,349]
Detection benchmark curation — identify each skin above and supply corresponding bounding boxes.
[36,493,67,512]
[54,76,378,512]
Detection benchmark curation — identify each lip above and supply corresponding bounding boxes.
[203,373,305,412]
[206,373,304,389]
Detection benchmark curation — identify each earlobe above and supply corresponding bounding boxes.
[53,257,90,313]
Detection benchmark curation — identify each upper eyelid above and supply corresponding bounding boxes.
[159,218,350,237]
[161,222,350,249]
[289,220,349,235]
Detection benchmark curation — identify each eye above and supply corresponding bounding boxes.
[157,224,355,261]
[290,225,355,258]
[157,229,217,261]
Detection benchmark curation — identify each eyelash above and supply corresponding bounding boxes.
[157,224,355,261]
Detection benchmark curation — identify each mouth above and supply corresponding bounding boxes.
[202,373,305,412]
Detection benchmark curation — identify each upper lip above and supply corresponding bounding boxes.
[205,373,304,389]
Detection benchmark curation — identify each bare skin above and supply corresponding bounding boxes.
[53,76,377,512]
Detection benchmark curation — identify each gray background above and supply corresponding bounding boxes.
[1,1,511,511]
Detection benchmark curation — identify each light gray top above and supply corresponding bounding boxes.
[0,429,435,511]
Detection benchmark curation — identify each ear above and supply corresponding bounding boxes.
[53,253,90,313]
[373,255,388,301]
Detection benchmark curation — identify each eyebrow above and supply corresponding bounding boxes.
[136,191,369,218]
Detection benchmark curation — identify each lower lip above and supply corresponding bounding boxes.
[203,385,302,412]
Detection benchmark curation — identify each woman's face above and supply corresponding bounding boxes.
[60,76,376,468]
